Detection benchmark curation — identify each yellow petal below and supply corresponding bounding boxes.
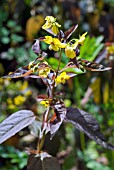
[59,43,67,48]
[42,22,52,30]
[45,16,55,22]
[78,32,87,44]
[44,36,53,44]
[52,25,59,35]
[49,44,59,51]
[65,46,76,59]
[53,38,61,44]
[55,22,61,27]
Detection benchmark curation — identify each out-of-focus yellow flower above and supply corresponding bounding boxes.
[7,98,13,104]
[0,78,3,89]
[8,104,16,110]
[0,78,4,84]
[40,100,50,107]
[20,81,28,91]
[0,85,3,90]
[39,67,50,78]
[44,36,66,51]
[25,90,32,96]
[65,45,76,59]
[106,45,114,54]
[14,95,26,106]
[55,72,70,84]
[42,16,61,35]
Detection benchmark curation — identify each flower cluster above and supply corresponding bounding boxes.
[42,16,61,35]
[42,16,87,59]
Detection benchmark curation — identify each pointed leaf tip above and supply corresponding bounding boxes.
[64,24,78,40]
[65,107,114,150]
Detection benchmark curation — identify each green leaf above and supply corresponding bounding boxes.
[7,20,16,28]
[11,34,24,43]
[1,27,10,36]
[48,57,65,70]
[1,37,10,44]
[80,35,104,61]
[13,26,22,32]
[63,67,85,74]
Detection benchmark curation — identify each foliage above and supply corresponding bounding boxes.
[78,141,112,170]
[0,16,113,170]
[79,35,104,61]
[0,145,28,170]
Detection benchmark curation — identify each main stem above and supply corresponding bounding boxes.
[36,107,50,153]
[36,49,62,153]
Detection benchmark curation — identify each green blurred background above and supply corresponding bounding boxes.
[0,0,114,169]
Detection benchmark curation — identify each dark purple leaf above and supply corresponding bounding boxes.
[60,61,85,75]
[32,39,41,54]
[78,59,111,71]
[0,110,36,144]
[27,75,40,78]
[37,52,47,61]
[29,120,42,137]
[32,40,47,60]
[54,91,65,96]
[50,99,66,139]
[45,28,57,36]
[2,66,33,78]
[64,25,78,40]
[37,94,48,102]
[75,47,80,56]
[65,107,114,150]
[57,30,65,40]
[27,152,61,170]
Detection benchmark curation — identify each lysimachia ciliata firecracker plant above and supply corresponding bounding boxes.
[0,16,114,169]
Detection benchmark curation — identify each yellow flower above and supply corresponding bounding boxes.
[77,32,87,45]
[14,95,26,106]
[44,36,66,51]
[65,45,76,59]
[106,45,114,54]
[39,67,50,78]
[55,72,70,84]
[40,100,50,107]
[64,32,87,59]
[42,16,61,35]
